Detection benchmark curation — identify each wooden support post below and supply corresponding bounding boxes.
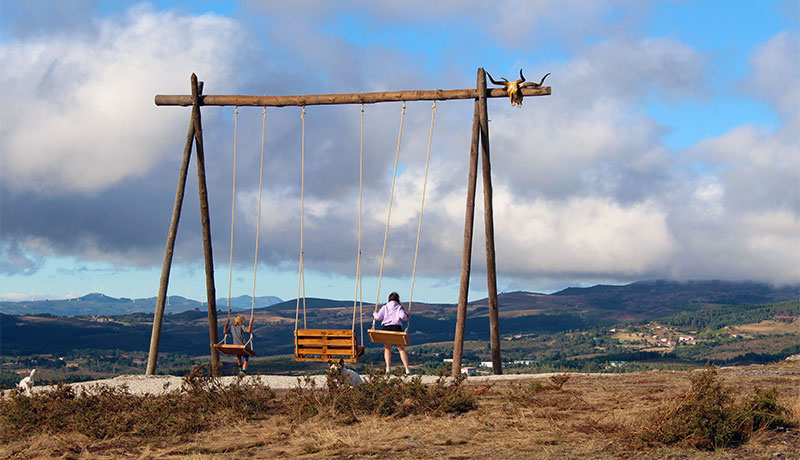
[191,74,221,375]
[144,80,200,375]
[452,82,481,377]
[478,68,502,375]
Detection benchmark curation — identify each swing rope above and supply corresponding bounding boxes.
[218,107,240,346]
[295,107,307,331]
[352,104,365,345]
[406,101,437,332]
[245,107,267,349]
[372,102,406,329]
[293,106,363,339]
[218,106,265,350]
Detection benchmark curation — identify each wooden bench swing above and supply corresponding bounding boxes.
[214,339,256,357]
[214,311,256,357]
[295,328,364,362]
[292,107,365,363]
[364,100,437,348]
[368,328,410,346]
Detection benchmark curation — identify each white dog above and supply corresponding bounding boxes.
[17,369,35,396]
[329,359,363,386]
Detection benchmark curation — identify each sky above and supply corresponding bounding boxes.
[1,0,798,305]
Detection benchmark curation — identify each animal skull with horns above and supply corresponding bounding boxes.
[487,69,550,107]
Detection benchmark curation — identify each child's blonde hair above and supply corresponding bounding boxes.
[234,314,245,326]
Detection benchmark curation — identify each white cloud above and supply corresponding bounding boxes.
[689,179,725,221]
[745,31,799,119]
[658,31,800,285]
[668,209,800,284]
[489,37,705,203]
[2,3,797,298]
[484,190,675,277]
[0,292,37,301]
[689,123,799,214]
[0,5,244,194]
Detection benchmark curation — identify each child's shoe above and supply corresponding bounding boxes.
[405,368,411,375]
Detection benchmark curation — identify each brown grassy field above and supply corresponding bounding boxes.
[733,319,800,335]
[2,362,798,459]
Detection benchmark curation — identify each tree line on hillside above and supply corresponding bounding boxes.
[658,300,799,330]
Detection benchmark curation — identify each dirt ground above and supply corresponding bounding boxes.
[2,362,799,459]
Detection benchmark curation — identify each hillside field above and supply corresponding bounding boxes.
[1,362,798,459]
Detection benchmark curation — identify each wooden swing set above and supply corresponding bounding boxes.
[294,100,434,361]
[145,68,550,376]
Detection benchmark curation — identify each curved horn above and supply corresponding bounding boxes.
[486,72,507,86]
[539,72,551,86]
[519,69,525,83]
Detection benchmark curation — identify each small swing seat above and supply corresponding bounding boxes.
[294,328,365,362]
[368,328,410,346]
[213,343,256,357]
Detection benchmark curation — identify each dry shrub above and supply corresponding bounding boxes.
[0,364,276,442]
[284,368,476,423]
[508,379,545,405]
[641,368,794,450]
[740,387,795,431]
[507,374,572,406]
[549,373,570,391]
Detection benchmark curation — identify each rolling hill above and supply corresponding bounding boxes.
[1,280,797,358]
[0,293,282,316]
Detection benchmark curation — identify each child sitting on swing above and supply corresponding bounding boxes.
[223,314,253,376]
[373,292,411,374]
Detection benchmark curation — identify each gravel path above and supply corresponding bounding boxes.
[13,360,798,397]
[12,371,608,397]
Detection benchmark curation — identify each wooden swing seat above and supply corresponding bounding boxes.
[368,328,410,346]
[213,343,256,357]
[294,329,365,362]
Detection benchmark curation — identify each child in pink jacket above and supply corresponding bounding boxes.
[373,292,411,374]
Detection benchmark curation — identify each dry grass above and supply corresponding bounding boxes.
[610,331,642,342]
[732,319,800,335]
[791,394,800,443]
[1,362,798,459]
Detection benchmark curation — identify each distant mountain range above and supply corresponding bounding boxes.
[1,280,798,358]
[1,279,797,320]
[0,293,283,316]
[2,280,798,318]
[491,279,800,319]
[1,279,798,359]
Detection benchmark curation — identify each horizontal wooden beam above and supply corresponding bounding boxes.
[155,86,551,107]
